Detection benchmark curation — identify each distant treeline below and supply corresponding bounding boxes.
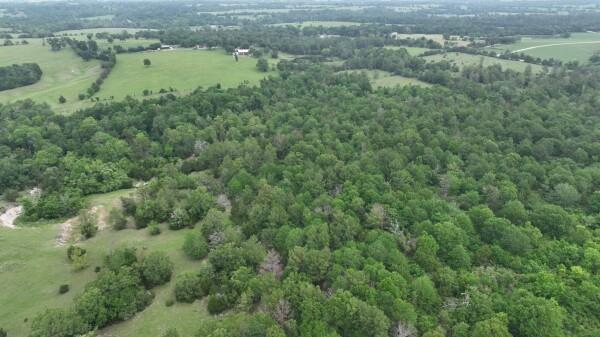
[0,63,42,91]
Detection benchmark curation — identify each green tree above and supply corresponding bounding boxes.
[183,232,209,260]
[531,204,573,238]
[29,309,89,337]
[174,272,203,303]
[139,251,174,288]
[79,210,98,239]
[412,276,440,314]
[509,290,565,337]
[143,58,151,67]
[472,313,512,337]
[256,58,269,72]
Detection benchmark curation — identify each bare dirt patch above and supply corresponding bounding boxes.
[0,205,22,229]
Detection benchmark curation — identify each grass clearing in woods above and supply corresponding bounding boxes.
[0,189,207,337]
[341,69,432,88]
[422,52,544,73]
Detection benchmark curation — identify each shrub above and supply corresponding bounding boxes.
[148,222,161,236]
[182,232,208,260]
[174,273,203,303]
[67,245,87,261]
[169,208,191,230]
[207,293,230,314]
[0,327,6,337]
[79,210,98,239]
[59,284,70,294]
[139,251,173,288]
[109,208,127,230]
[58,95,66,104]
[103,247,138,272]
[120,196,137,216]
[165,298,175,307]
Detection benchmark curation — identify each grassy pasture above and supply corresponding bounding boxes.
[489,32,600,63]
[0,189,207,337]
[96,49,274,101]
[0,38,101,113]
[422,52,543,73]
[342,69,431,88]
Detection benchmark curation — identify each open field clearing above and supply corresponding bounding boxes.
[271,21,363,28]
[489,32,600,63]
[384,46,432,55]
[80,14,116,21]
[0,38,101,113]
[65,36,161,49]
[0,189,206,337]
[97,49,274,101]
[423,52,544,73]
[392,33,470,47]
[56,27,155,36]
[342,69,431,88]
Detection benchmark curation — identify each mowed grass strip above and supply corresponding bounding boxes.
[422,52,543,73]
[490,32,600,63]
[0,38,101,113]
[97,49,274,100]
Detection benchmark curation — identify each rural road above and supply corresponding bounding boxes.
[513,40,600,53]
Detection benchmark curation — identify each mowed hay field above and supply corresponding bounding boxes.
[97,49,273,100]
[0,189,207,337]
[423,52,544,73]
[491,32,600,63]
[0,38,101,112]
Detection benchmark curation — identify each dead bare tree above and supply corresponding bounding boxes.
[259,249,284,278]
[390,321,417,337]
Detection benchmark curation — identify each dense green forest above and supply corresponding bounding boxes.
[3,60,600,337]
[1,1,600,337]
[0,63,42,91]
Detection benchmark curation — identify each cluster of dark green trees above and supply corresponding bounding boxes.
[30,248,173,337]
[0,63,42,91]
[2,52,599,337]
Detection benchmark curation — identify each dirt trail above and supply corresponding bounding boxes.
[56,217,77,246]
[55,205,109,246]
[0,205,23,229]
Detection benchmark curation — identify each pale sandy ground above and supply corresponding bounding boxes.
[0,205,22,229]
